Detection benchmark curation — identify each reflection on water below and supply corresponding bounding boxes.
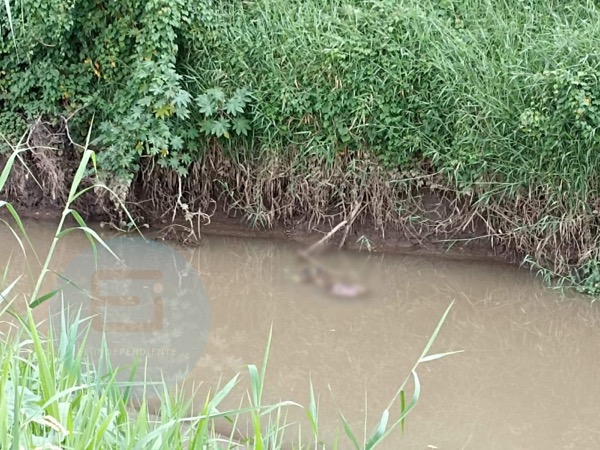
[2,219,600,449]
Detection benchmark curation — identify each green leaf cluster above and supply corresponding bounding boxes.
[197,87,252,139]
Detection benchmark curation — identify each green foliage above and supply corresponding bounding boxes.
[196,87,253,139]
[577,260,600,298]
[0,305,457,449]
[4,0,600,294]
[2,0,187,178]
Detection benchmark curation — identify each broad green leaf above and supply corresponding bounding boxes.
[0,218,26,260]
[306,377,319,436]
[170,135,184,150]
[232,117,251,136]
[225,96,245,116]
[26,312,60,420]
[259,400,300,416]
[199,120,213,135]
[206,88,226,103]
[210,118,230,138]
[377,370,422,444]
[69,209,97,264]
[2,0,16,55]
[67,145,94,204]
[235,87,252,104]
[154,104,173,119]
[55,224,119,261]
[173,90,191,108]
[0,201,40,262]
[196,94,216,117]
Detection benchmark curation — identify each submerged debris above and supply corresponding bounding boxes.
[296,265,367,299]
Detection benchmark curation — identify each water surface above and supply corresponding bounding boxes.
[2,219,599,449]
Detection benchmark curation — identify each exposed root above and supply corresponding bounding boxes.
[170,176,215,244]
[27,118,68,204]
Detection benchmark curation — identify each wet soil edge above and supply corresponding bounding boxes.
[8,205,516,267]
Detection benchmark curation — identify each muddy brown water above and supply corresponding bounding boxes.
[2,219,600,449]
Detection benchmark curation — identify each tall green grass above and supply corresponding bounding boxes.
[0,132,459,448]
[0,303,457,449]
[181,0,600,294]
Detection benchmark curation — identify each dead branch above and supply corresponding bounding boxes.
[301,219,348,256]
[339,200,365,249]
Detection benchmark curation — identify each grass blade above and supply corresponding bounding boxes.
[0,203,40,263]
[399,390,406,434]
[365,409,389,450]
[419,350,464,363]
[28,287,62,309]
[0,148,24,193]
[0,276,21,304]
[306,376,319,437]
[339,412,360,450]
[417,300,455,361]
[55,225,119,261]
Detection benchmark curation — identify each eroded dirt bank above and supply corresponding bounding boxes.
[5,203,513,267]
[1,143,520,267]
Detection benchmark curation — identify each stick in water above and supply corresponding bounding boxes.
[301,219,348,256]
